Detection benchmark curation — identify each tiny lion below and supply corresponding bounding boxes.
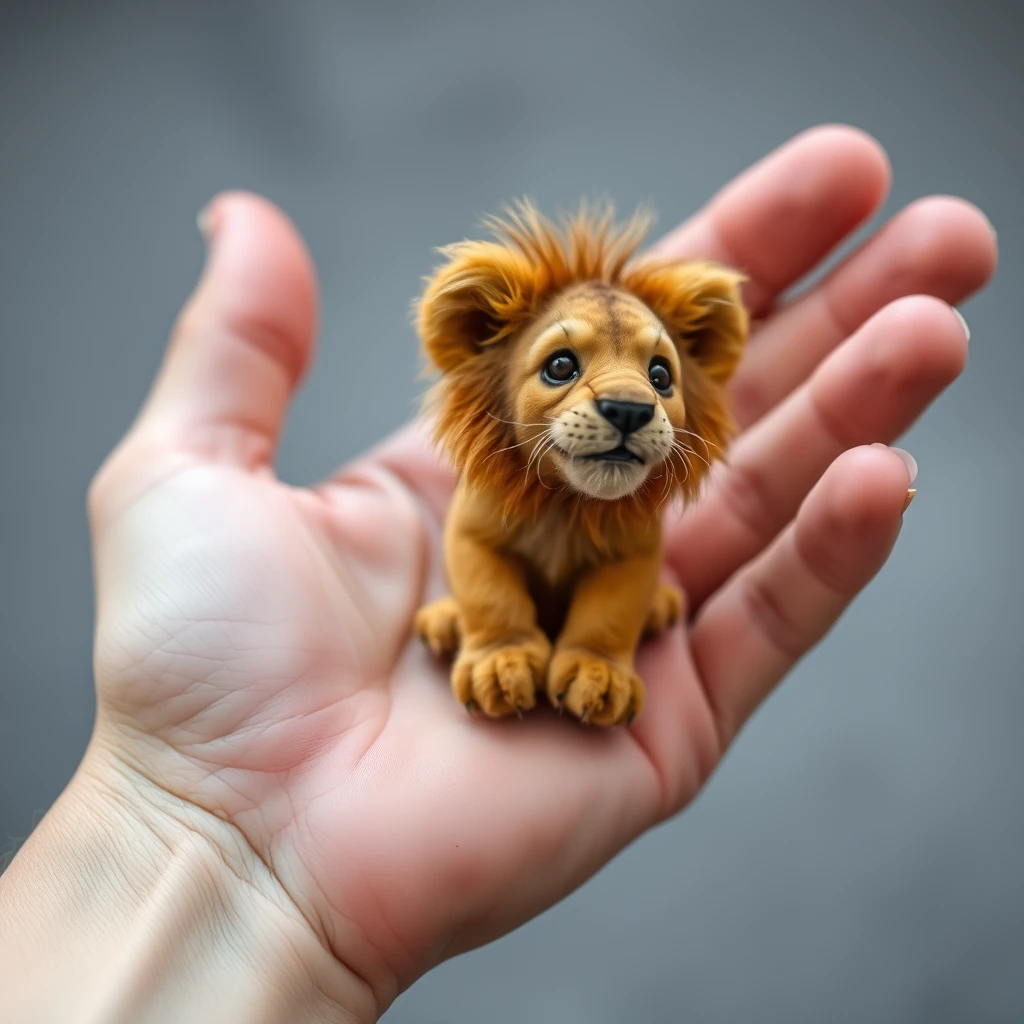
[414,202,749,727]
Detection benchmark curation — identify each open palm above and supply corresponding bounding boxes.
[86,127,995,1011]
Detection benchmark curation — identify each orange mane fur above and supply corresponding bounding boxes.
[417,201,748,543]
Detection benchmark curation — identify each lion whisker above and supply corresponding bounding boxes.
[669,440,695,485]
[524,431,557,483]
[483,434,546,463]
[656,458,675,509]
[532,437,560,490]
[672,426,720,460]
[652,447,687,517]
[674,440,711,471]
[486,411,554,429]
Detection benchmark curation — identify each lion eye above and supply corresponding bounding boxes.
[542,350,580,385]
[649,357,672,394]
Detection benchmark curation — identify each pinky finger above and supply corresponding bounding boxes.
[690,445,912,748]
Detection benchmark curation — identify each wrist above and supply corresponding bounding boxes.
[0,741,378,1024]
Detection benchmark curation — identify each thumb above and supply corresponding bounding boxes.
[133,191,318,468]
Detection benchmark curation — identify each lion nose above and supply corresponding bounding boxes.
[596,399,655,436]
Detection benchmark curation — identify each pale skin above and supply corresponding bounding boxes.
[0,126,996,1023]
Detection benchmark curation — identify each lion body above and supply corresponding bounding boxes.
[414,202,748,726]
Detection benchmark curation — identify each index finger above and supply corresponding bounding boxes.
[652,124,890,314]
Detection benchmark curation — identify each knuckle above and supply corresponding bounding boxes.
[728,370,768,426]
[742,572,807,660]
[717,457,784,546]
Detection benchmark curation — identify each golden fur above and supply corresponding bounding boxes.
[415,201,748,726]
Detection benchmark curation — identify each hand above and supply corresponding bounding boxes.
[53,127,1000,1017]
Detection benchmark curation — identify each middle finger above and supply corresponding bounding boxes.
[729,195,996,428]
[665,294,968,609]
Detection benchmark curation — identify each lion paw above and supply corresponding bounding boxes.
[547,649,645,727]
[415,597,462,658]
[643,582,685,637]
[452,631,551,718]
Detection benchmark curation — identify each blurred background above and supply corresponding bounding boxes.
[1,1,1021,1021]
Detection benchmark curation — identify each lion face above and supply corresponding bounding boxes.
[507,283,688,500]
[417,201,748,523]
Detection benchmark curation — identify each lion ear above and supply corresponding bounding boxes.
[622,260,748,384]
[416,241,538,373]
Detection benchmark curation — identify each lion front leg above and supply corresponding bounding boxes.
[548,551,661,726]
[424,530,550,718]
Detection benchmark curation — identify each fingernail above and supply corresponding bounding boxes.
[889,447,918,483]
[952,307,970,344]
[871,443,918,483]
[902,488,917,514]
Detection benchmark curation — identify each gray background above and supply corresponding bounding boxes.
[1,1,1021,1021]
